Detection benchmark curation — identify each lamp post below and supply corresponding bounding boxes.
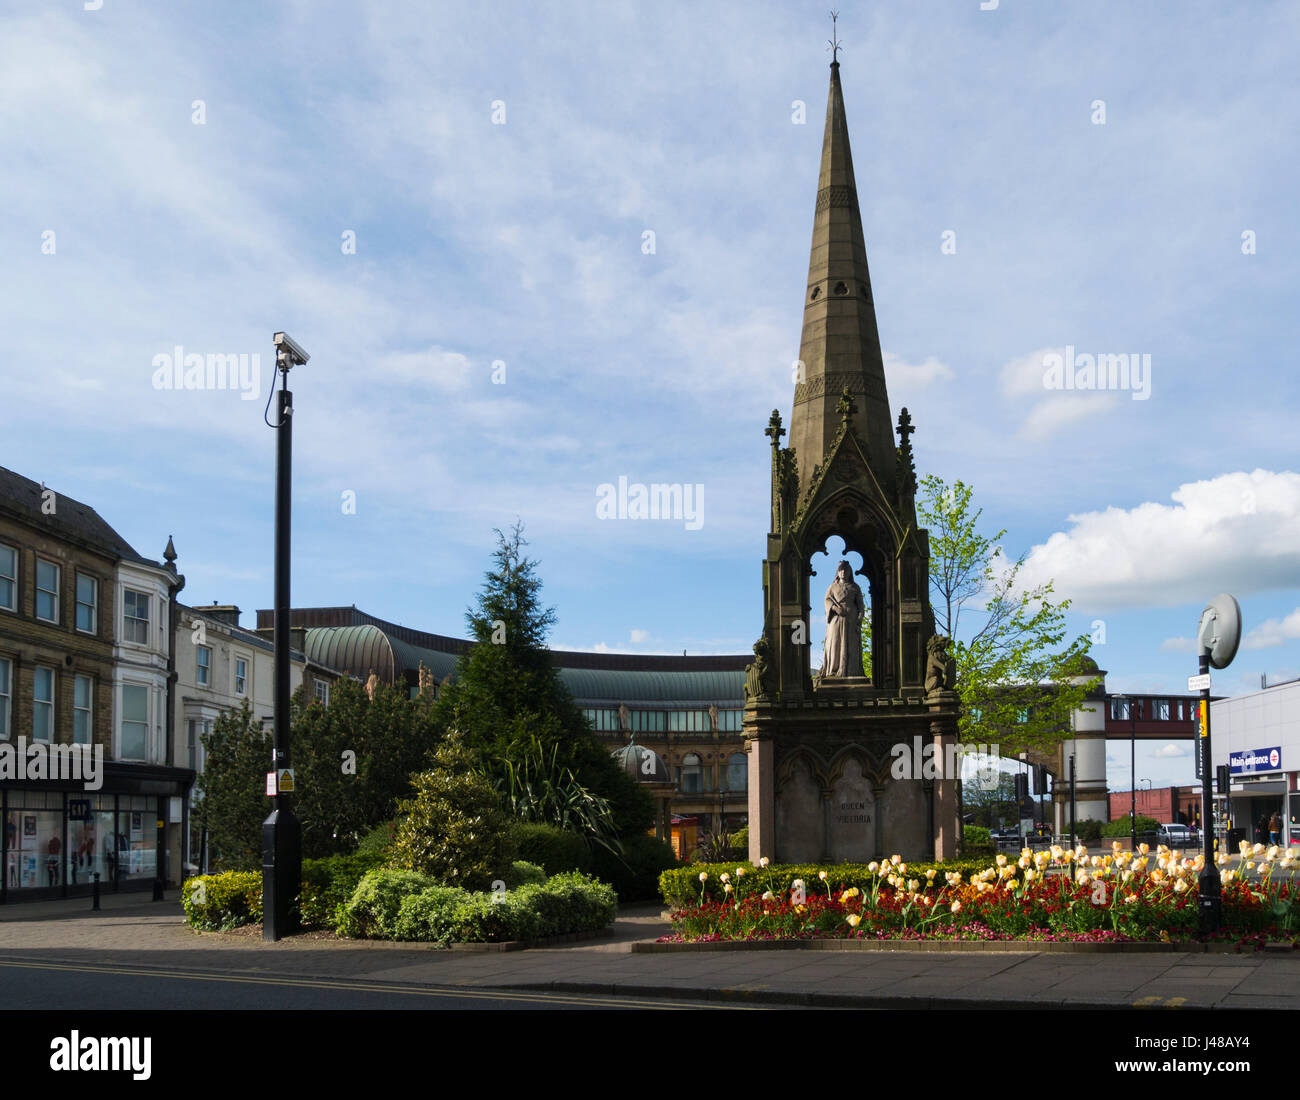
[1112,694,1137,849]
[262,331,308,942]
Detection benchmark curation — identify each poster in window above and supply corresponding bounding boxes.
[128,849,142,874]
[22,815,36,840]
[21,855,37,887]
[131,812,142,836]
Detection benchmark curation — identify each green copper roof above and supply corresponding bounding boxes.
[303,623,745,706]
[557,667,744,706]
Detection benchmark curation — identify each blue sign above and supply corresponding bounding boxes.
[67,799,91,822]
[1230,746,1282,775]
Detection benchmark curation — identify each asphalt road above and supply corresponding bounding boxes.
[0,955,750,1011]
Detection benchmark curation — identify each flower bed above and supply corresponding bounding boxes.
[661,842,1300,949]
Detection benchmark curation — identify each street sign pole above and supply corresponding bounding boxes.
[1197,652,1220,933]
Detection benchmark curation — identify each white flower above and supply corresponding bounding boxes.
[950,900,962,913]
[759,856,770,868]
[761,890,774,901]
[699,872,708,883]
[818,870,828,881]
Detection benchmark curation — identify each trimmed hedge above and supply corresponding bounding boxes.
[659,859,1005,909]
[337,868,437,939]
[341,867,616,945]
[511,822,590,875]
[589,834,678,902]
[182,871,262,931]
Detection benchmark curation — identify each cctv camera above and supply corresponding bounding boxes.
[272,331,310,366]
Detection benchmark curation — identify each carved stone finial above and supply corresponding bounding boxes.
[163,535,177,565]
[765,409,786,448]
[896,407,917,498]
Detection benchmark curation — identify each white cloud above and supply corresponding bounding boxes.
[629,628,649,643]
[1151,743,1189,759]
[999,347,1119,441]
[372,346,473,391]
[883,351,954,389]
[1020,470,1300,611]
[1243,608,1300,651]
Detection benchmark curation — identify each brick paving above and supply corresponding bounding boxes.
[1,891,1297,1008]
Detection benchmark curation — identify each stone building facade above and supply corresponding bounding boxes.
[0,466,192,903]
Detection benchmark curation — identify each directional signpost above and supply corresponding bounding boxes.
[1194,594,1242,935]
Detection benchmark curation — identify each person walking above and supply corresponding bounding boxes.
[1270,812,1281,846]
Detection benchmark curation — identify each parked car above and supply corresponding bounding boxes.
[1156,823,1196,847]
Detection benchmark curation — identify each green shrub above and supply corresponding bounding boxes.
[300,851,388,928]
[730,825,748,851]
[589,833,678,902]
[340,871,617,945]
[336,868,437,939]
[659,859,1002,909]
[512,822,590,875]
[962,825,991,847]
[389,731,517,890]
[1101,815,1160,838]
[392,886,468,944]
[182,872,262,931]
[1077,819,1104,843]
[504,860,547,887]
[356,820,400,859]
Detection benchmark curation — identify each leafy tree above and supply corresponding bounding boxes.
[388,730,516,890]
[435,522,654,838]
[915,474,1099,753]
[196,700,268,872]
[291,677,440,858]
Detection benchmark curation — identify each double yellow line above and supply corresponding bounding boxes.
[0,956,727,1009]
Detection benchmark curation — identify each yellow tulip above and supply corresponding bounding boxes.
[846,913,861,928]
[699,872,708,883]
[951,900,962,913]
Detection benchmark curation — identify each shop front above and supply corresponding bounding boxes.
[1,764,192,904]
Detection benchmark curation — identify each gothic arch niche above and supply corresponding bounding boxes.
[802,490,899,690]
[810,538,870,681]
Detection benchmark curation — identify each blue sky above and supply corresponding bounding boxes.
[3,1,1298,787]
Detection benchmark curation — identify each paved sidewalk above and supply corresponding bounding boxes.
[0,892,1297,1009]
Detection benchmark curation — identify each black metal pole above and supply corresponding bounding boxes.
[263,370,301,941]
[1069,753,1076,847]
[1197,653,1220,934]
[1130,706,1137,851]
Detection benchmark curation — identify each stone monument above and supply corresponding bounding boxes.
[745,50,961,864]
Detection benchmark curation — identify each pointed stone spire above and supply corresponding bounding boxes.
[163,534,177,572]
[788,53,896,503]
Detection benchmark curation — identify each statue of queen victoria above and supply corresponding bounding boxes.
[821,560,866,679]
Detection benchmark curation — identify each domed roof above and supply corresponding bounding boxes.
[610,738,671,784]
